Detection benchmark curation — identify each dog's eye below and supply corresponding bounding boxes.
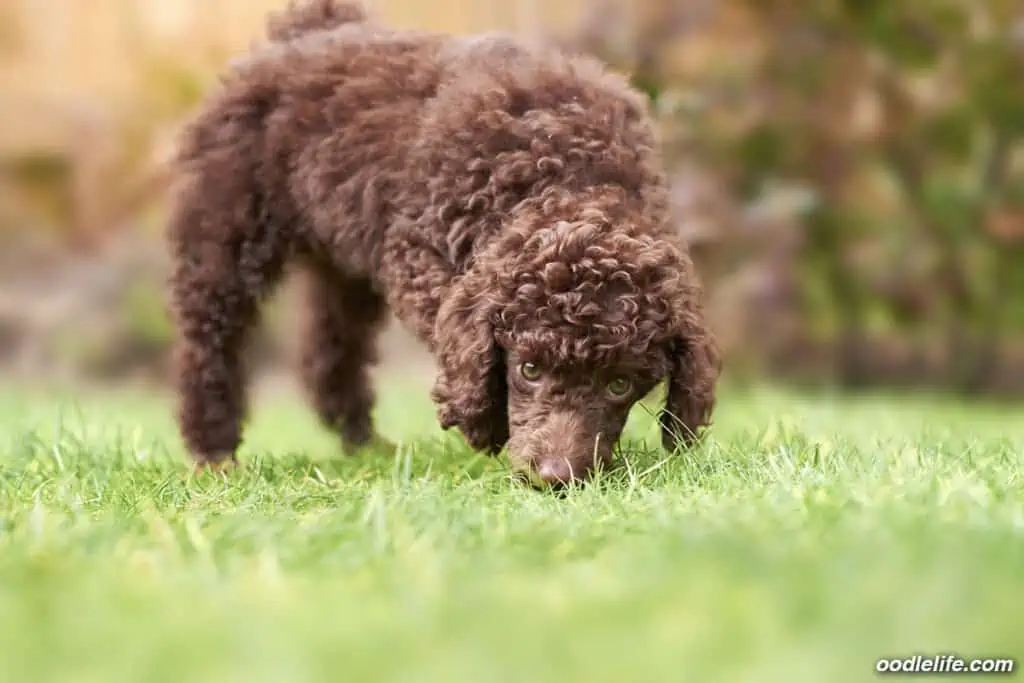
[519,362,542,382]
[607,377,632,397]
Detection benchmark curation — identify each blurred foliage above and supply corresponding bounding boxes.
[573,0,1024,394]
[123,279,174,350]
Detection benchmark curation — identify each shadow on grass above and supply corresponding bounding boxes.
[228,436,512,489]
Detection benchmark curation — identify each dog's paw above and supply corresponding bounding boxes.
[189,453,239,477]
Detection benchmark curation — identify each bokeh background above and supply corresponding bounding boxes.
[1,0,1023,398]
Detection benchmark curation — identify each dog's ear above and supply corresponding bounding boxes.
[430,259,510,455]
[659,246,721,453]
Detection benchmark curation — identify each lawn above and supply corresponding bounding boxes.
[0,379,1021,683]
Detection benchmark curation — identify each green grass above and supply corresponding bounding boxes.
[0,381,1021,683]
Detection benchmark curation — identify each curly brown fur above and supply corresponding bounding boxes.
[296,261,387,448]
[166,0,720,483]
[266,0,367,42]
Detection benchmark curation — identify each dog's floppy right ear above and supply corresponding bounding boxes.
[657,240,721,453]
[430,258,509,454]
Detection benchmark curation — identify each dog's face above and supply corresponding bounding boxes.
[430,209,720,489]
[501,347,666,486]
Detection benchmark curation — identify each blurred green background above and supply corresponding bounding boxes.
[0,0,1022,396]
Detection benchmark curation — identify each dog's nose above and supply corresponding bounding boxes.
[536,457,585,485]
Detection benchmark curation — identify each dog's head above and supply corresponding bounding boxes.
[430,204,720,487]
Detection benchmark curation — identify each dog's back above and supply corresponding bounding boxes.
[174,0,659,280]
[265,0,369,42]
[174,1,448,277]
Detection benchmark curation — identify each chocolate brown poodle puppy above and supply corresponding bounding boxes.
[167,0,720,486]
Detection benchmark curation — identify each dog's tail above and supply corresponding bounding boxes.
[266,0,368,42]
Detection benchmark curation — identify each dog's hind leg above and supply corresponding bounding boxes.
[167,168,290,469]
[296,260,393,455]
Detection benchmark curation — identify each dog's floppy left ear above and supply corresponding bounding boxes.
[658,248,721,453]
[430,257,510,455]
